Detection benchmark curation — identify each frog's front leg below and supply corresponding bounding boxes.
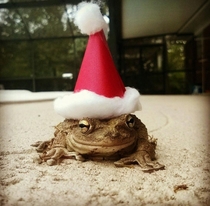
[114,138,165,172]
[39,147,85,166]
[114,151,164,172]
[31,139,53,152]
[31,132,85,165]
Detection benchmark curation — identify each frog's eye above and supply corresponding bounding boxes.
[79,120,90,133]
[126,115,135,128]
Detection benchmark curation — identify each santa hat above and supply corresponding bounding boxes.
[54,2,141,119]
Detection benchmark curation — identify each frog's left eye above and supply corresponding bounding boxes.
[79,120,90,133]
[126,115,135,128]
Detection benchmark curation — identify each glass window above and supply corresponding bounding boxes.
[122,47,140,76]
[141,46,163,73]
[167,40,186,71]
[0,41,31,78]
[0,1,108,91]
[166,72,186,94]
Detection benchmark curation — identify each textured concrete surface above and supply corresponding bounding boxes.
[0,92,210,205]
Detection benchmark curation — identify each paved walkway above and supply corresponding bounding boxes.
[0,91,209,205]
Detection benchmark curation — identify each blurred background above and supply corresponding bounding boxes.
[0,0,209,94]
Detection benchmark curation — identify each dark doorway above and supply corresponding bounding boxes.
[122,44,165,94]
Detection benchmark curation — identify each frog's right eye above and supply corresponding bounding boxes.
[79,120,90,133]
[126,115,135,128]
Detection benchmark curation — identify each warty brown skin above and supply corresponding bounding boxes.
[31,114,164,172]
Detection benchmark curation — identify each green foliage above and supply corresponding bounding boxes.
[0,4,89,91]
[0,41,31,78]
[167,72,186,94]
[0,37,87,79]
[167,42,185,71]
[166,41,187,93]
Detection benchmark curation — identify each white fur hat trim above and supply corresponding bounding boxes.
[54,87,141,119]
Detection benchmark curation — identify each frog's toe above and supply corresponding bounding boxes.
[141,161,165,172]
[74,153,85,162]
[139,153,165,171]
[33,155,43,164]
[37,148,65,165]
[63,151,85,162]
[31,140,52,152]
[49,148,65,160]
[31,141,43,147]
[41,148,85,165]
[46,158,57,166]
[114,157,136,167]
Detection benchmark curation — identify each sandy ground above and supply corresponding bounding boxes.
[0,93,210,206]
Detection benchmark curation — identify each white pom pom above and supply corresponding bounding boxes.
[74,2,108,36]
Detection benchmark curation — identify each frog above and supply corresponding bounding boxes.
[31,114,164,172]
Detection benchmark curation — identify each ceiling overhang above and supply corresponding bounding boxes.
[122,0,210,39]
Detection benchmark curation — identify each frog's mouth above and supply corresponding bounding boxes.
[67,137,136,156]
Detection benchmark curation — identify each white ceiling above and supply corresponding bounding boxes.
[122,0,210,39]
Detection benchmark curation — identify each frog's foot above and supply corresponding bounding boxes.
[34,147,85,166]
[114,151,165,172]
[31,140,52,152]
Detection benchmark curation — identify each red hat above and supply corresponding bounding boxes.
[54,2,141,119]
[74,30,125,98]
